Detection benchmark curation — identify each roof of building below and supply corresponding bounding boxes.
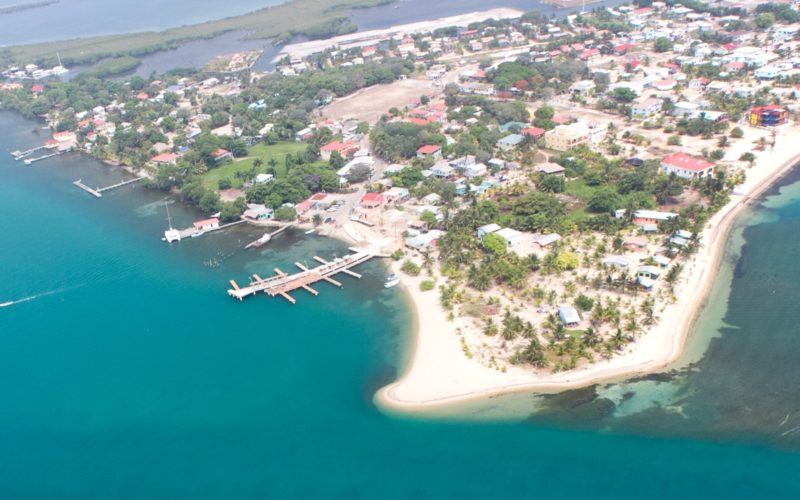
[496,227,523,241]
[653,255,672,266]
[603,255,631,268]
[321,140,357,152]
[558,305,581,325]
[750,104,786,113]
[193,218,219,228]
[638,265,662,276]
[361,192,385,204]
[662,152,713,172]
[417,144,441,154]
[497,134,525,146]
[150,152,179,163]
[522,126,547,137]
[533,233,561,246]
[537,163,566,174]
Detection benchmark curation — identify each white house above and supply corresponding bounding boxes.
[661,152,714,179]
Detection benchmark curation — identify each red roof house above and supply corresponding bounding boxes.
[522,126,546,140]
[360,192,385,209]
[211,148,233,163]
[416,144,441,159]
[150,152,180,165]
[661,153,714,179]
[320,140,359,160]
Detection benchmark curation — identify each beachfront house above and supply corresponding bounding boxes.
[661,152,714,179]
[405,229,444,251]
[616,209,678,230]
[193,218,219,232]
[557,306,581,328]
[637,265,662,280]
[603,255,631,270]
[360,192,385,209]
[243,204,274,221]
[653,254,671,268]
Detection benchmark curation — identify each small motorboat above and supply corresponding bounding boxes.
[384,273,400,288]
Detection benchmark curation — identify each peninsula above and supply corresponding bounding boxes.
[2,1,799,412]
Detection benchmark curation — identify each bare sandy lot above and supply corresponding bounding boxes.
[321,77,434,124]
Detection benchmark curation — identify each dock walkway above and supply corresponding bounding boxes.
[72,176,145,198]
[227,250,375,304]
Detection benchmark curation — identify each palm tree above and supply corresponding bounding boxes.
[582,327,599,348]
[610,328,626,351]
[421,250,434,273]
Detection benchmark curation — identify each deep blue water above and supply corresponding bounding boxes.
[2,111,800,497]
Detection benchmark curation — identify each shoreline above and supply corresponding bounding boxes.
[272,7,524,62]
[376,134,800,412]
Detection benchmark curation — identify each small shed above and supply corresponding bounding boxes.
[558,306,581,327]
[477,223,501,238]
[533,233,561,248]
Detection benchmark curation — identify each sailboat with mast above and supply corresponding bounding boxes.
[52,52,69,76]
[163,201,182,243]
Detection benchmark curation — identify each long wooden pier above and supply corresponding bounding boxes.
[72,176,145,198]
[73,179,102,197]
[11,145,48,160]
[227,250,374,304]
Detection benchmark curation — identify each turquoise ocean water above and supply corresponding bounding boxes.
[2,111,800,497]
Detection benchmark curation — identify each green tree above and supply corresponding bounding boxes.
[587,187,621,213]
[199,190,221,213]
[755,12,775,29]
[482,232,508,256]
[653,37,673,53]
[611,87,637,103]
[420,210,437,228]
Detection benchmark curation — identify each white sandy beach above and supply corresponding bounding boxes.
[273,8,524,61]
[377,125,800,411]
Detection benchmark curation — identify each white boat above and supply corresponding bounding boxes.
[164,228,181,243]
[305,229,315,235]
[384,273,400,288]
[163,201,181,242]
[245,232,271,249]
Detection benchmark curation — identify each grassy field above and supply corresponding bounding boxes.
[201,141,307,189]
[1,0,390,66]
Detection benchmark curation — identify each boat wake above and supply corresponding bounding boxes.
[0,287,74,308]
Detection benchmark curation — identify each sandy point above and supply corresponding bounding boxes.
[377,135,800,414]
